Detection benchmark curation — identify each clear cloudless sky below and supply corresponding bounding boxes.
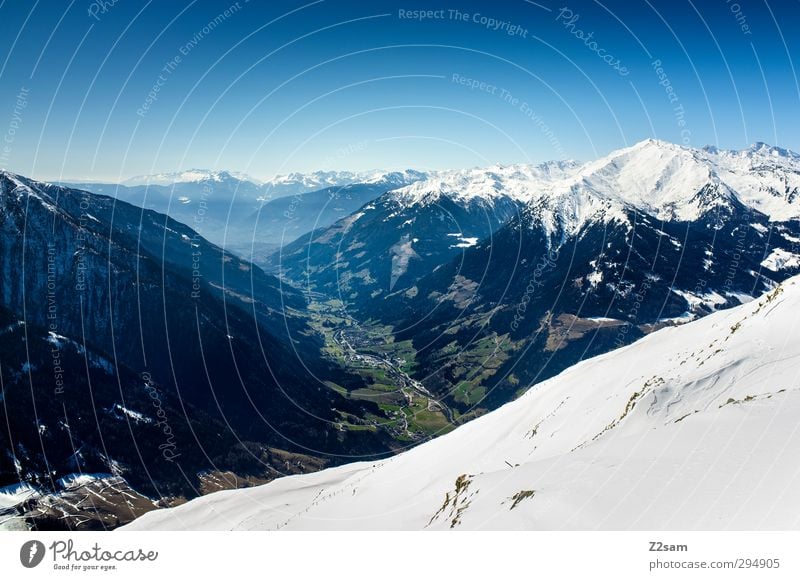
[0,0,798,181]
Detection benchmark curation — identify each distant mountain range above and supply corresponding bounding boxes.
[270,160,582,298]
[66,169,431,263]
[120,169,265,187]
[113,167,430,195]
[126,274,800,530]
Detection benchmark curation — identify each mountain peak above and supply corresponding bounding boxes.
[631,137,681,149]
[529,138,800,229]
[0,168,28,184]
[747,141,799,159]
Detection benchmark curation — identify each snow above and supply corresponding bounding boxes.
[0,483,39,510]
[0,173,63,214]
[0,483,41,530]
[259,169,430,197]
[761,248,800,272]
[519,140,732,236]
[0,320,24,337]
[704,142,800,222]
[726,292,755,305]
[390,161,581,207]
[46,331,69,346]
[389,236,419,289]
[448,236,479,249]
[380,139,800,240]
[656,312,696,324]
[671,288,728,311]
[123,169,262,186]
[111,403,151,424]
[126,275,800,531]
[586,270,603,288]
[56,473,111,490]
[92,356,114,374]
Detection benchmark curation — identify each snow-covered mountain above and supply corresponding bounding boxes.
[121,168,431,197]
[389,160,581,206]
[122,169,263,187]
[272,160,581,298]
[518,139,800,237]
[274,140,800,310]
[381,140,799,240]
[260,169,430,199]
[126,276,800,530]
[702,141,800,221]
[69,141,800,255]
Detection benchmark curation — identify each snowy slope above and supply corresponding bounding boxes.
[125,276,800,531]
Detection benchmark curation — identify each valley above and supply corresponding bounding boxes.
[305,298,455,442]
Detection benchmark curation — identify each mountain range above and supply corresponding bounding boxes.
[67,169,430,264]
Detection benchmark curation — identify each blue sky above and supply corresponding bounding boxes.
[1,0,798,181]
